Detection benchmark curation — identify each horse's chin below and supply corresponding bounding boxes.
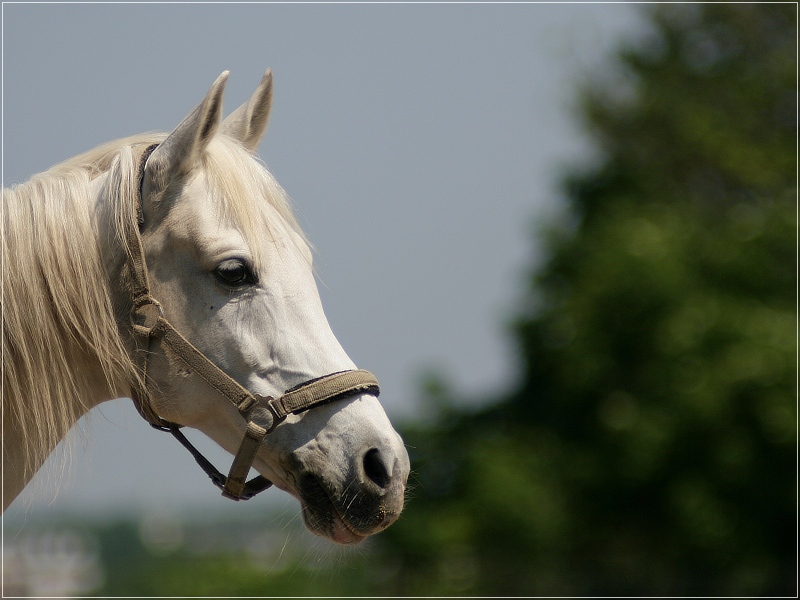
[294,473,397,545]
[269,475,367,544]
[302,504,368,545]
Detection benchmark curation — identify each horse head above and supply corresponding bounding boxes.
[132,71,409,544]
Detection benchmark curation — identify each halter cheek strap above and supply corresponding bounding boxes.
[127,144,379,501]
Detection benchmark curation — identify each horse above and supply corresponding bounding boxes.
[2,70,409,545]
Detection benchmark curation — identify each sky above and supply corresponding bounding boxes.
[2,2,646,519]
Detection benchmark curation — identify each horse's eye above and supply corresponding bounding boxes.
[214,259,254,287]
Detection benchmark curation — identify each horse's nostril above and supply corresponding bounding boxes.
[362,447,392,489]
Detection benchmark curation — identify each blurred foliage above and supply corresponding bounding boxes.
[28,4,794,597]
[62,515,391,596]
[374,4,796,596]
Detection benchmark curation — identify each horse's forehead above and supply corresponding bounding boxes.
[164,177,239,241]
[166,171,307,262]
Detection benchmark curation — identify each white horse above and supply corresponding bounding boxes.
[2,70,409,545]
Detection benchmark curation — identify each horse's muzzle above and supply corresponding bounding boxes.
[295,441,409,544]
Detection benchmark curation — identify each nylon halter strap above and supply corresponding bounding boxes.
[127,144,380,501]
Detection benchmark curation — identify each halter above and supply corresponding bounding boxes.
[127,144,380,501]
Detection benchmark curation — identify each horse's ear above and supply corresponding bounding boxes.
[220,68,273,153]
[144,71,229,199]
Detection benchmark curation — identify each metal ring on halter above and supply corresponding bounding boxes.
[131,296,164,334]
[247,398,288,435]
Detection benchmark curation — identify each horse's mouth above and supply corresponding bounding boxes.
[295,473,391,545]
[302,501,368,545]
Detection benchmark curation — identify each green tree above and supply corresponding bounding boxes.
[377,4,796,596]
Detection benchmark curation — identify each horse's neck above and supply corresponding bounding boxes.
[3,421,39,511]
[2,173,128,512]
[1,363,106,512]
[2,404,86,511]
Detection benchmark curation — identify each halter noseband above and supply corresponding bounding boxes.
[127,144,379,501]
